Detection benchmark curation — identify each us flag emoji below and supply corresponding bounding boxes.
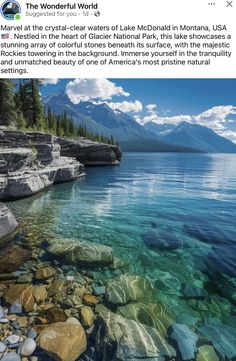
[1,33,10,39]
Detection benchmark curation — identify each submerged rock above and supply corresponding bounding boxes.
[199,324,236,360]
[83,294,100,306]
[18,338,37,357]
[47,239,114,267]
[92,310,176,361]
[117,302,174,337]
[9,303,22,314]
[175,313,199,328]
[168,323,198,360]
[1,353,21,361]
[182,283,208,299]
[0,306,4,319]
[80,306,94,327]
[35,265,57,280]
[33,285,48,303]
[0,202,18,242]
[184,223,229,246]
[0,341,6,352]
[142,231,182,251]
[37,321,87,361]
[106,274,153,306]
[197,345,220,361]
[92,286,106,296]
[0,245,31,273]
[77,347,99,361]
[3,284,35,312]
[45,307,67,323]
[204,243,236,278]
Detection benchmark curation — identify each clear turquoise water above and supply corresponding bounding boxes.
[8,152,236,323]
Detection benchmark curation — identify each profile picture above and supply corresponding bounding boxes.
[1,0,21,20]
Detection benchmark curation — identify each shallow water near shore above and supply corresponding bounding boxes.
[7,152,236,329]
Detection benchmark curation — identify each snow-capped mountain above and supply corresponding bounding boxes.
[144,121,236,153]
[43,91,196,152]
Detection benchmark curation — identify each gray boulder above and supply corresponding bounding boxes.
[53,157,85,183]
[47,239,114,266]
[0,202,18,242]
[92,310,176,361]
[1,170,54,200]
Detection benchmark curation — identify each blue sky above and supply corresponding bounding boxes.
[40,79,236,142]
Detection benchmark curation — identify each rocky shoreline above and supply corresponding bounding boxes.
[0,130,121,200]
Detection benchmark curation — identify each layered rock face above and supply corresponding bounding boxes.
[0,131,85,200]
[0,130,122,199]
[56,137,122,165]
[0,202,18,242]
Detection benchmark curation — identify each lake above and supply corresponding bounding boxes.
[8,152,236,328]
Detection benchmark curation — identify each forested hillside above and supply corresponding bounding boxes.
[0,79,116,145]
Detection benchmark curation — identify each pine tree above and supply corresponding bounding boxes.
[14,80,27,130]
[56,115,63,136]
[21,79,44,129]
[47,107,53,131]
[68,118,75,136]
[0,80,18,126]
[16,111,27,129]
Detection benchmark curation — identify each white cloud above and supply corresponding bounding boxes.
[157,115,193,124]
[66,78,129,104]
[137,107,192,125]
[194,106,236,141]
[146,104,157,112]
[195,105,236,129]
[41,79,59,85]
[195,105,236,122]
[137,104,236,143]
[219,130,236,142]
[107,100,143,113]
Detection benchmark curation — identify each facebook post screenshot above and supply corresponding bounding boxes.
[0,0,236,360]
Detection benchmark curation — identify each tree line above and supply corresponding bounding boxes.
[0,79,116,145]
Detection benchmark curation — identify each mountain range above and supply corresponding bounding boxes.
[43,90,236,153]
[144,121,236,153]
